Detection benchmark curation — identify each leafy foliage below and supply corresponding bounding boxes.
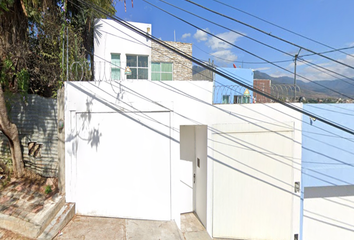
[1,0,117,98]
[0,56,29,95]
[0,0,15,14]
[0,0,118,177]
[45,185,52,194]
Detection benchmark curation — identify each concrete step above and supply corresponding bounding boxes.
[0,194,65,239]
[38,202,75,240]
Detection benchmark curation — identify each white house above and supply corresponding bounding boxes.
[94,19,152,81]
[94,19,192,82]
[63,19,304,240]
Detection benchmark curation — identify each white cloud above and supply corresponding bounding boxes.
[181,33,191,39]
[298,54,354,81]
[207,31,243,51]
[253,67,270,72]
[268,54,354,82]
[211,50,238,63]
[269,70,293,78]
[193,28,209,42]
[287,59,310,69]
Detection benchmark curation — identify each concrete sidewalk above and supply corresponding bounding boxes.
[54,215,183,240]
[55,213,215,240]
[180,213,212,240]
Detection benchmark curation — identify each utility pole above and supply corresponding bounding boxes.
[294,48,302,102]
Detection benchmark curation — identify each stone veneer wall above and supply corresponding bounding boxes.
[151,41,192,81]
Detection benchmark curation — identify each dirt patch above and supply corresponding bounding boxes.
[0,169,61,238]
[0,228,35,240]
[0,169,58,196]
[0,169,59,219]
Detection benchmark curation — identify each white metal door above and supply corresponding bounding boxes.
[75,111,171,221]
[194,126,208,227]
[180,126,195,213]
[212,123,294,239]
[179,125,207,224]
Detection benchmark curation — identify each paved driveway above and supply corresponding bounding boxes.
[54,215,182,240]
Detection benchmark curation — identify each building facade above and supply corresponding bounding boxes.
[94,19,192,82]
[213,68,254,104]
[254,79,272,103]
[151,41,192,81]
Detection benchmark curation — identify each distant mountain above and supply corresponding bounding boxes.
[254,70,354,99]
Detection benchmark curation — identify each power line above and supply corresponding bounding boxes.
[321,104,354,113]
[99,15,354,122]
[212,0,354,59]
[73,0,354,183]
[296,58,354,86]
[72,0,349,140]
[305,104,354,117]
[194,44,354,65]
[91,18,354,144]
[69,0,354,142]
[301,46,354,58]
[185,0,354,70]
[157,0,354,88]
[163,80,354,166]
[144,0,354,99]
[105,73,354,183]
[72,0,354,135]
[95,47,354,142]
[64,1,354,203]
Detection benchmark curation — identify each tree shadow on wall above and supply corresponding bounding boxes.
[87,127,102,151]
[66,96,102,153]
[1,94,58,177]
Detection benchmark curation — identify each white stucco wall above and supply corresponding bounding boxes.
[303,186,354,240]
[65,80,302,239]
[94,19,152,81]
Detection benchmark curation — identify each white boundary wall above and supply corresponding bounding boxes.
[303,185,354,240]
[65,80,302,239]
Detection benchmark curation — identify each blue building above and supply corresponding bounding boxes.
[213,68,254,104]
[302,103,354,188]
[301,103,354,239]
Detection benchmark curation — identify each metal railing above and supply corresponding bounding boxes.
[271,84,301,102]
[214,84,301,104]
[213,85,253,104]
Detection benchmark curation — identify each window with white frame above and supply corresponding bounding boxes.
[126,55,148,80]
[151,62,173,81]
[111,53,121,80]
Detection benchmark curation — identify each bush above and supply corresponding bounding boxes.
[45,185,52,194]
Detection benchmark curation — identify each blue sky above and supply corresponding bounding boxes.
[113,0,354,81]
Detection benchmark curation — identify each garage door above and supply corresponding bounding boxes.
[75,111,171,221]
[212,122,295,240]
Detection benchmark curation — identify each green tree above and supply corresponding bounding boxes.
[0,0,117,177]
[0,0,29,177]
